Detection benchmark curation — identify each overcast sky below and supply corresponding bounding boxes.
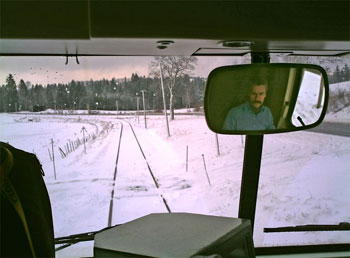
[0,56,248,86]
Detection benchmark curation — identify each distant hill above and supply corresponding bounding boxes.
[328,81,350,114]
[273,55,350,74]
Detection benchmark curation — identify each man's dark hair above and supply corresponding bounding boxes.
[250,78,268,91]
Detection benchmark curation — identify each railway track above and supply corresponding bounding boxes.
[55,118,171,250]
[107,119,171,227]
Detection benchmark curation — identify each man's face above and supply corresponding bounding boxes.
[249,84,267,109]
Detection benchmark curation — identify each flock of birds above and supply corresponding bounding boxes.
[12,67,65,85]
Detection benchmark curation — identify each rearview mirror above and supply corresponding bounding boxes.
[204,64,329,135]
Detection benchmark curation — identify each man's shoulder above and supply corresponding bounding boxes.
[261,105,272,113]
[228,102,249,113]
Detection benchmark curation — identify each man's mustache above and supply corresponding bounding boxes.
[253,101,262,104]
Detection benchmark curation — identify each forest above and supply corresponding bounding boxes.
[1,60,349,114]
[0,73,206,113]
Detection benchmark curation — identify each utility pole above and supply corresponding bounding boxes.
[50,139,57,180]
[153,93,156,111]
[81,126,87,154]
[116,100,119,118]
[215,134,220,156]
[159,63,171,137]
[202,154,211,186]
[136,93,140,123]
[141,90,147,128]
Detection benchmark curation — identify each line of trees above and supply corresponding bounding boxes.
[279,56,350,84]
[2,56,348,114]
[328,64,350,84]
[0,73,206,114]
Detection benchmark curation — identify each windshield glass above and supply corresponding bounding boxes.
[1,55,349,254]
[0,55,249,254]
[254,54,350,247]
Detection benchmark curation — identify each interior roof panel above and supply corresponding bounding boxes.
[90,1,350,40]
[0,0,349,56]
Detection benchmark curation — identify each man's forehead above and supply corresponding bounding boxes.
[251,84,266,92]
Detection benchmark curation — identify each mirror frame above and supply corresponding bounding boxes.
[204,63,329,135]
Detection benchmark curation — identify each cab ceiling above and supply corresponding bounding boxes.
[0,0,349,56]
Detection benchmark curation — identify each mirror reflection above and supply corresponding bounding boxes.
[204,64,328,134]
[292,69,325,127]
[223,78,275,130]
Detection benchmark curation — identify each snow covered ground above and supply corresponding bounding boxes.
[0,82,349,256]
[1,109,349,256]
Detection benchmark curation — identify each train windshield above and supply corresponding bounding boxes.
[0,55,349,253]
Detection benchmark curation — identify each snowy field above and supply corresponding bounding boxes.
[1,104,349,256]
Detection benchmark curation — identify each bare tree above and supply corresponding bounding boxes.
[149,56,197,120]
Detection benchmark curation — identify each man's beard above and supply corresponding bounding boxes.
[249,101,263,113]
